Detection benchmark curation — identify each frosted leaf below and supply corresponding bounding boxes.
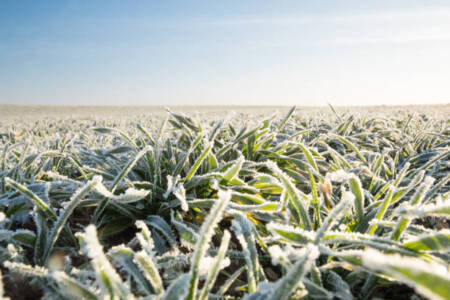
[161,273,191,300]
[135,221,157,256]
[267,222,317,242]
[0,212,6,222]
[82,225,104,258]
[364,248,447,276]
[7,244,18,258]
[134,250,164,295]
[79,225,130,297]
[45,171,82,186]
[51,271,98,300]
[338,224,347,231]
[342,190,355,203]
[395,200,450,217]
[424,176,435,186]
[268,245,288,266]
[92,181,110,196]
[242,281,275,300]
[4,261,48,277]
[327,170,352,183]
[135,220,150,235]
[285,245,309,261]
[198,256,230,277]
[304,244,319,260]
[93,180,149,203]
[171,215,199,249]
[211,178,219,190]
[60,201,71,210]
[272,244,319,300]
[188,189,231,299]
[162,175,188,211]
[164,175,180,199]
[113,188,149,203]
[173,183,188,212]
[230,218,243,235]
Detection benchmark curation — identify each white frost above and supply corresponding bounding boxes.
[327,170,352,183]
[198,256,230,276]
[0,212,6,222]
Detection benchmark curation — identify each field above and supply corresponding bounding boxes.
[0,104,449,300]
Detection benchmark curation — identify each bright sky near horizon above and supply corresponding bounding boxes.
[1,1,450,106]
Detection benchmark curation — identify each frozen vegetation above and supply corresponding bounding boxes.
[0,105,449,299]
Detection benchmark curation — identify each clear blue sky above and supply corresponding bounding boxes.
[1,1,450,106]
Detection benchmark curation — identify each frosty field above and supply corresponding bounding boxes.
[0,105,449,300]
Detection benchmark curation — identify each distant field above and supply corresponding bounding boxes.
[0,105,449,299]
[1,104,449,120]
[0,105,281,119]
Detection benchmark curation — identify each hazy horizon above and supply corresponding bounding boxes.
[1,103,449,108]
[2,1,450,106]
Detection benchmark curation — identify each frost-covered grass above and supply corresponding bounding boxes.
[0,106,449,299]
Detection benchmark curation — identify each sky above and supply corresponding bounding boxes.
[1,1,450,106]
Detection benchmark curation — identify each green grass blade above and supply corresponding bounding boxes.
[44,176,101,263]
[402,231,450,252]
[272,244,319,300]
[267,161,312,230]
[199,230,231,300]
[363,249,450,300]
[186,189,231,300]
[185,143,212,181]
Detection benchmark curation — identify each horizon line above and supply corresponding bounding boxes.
[1,102,448,108]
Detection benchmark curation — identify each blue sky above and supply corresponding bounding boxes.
[1,1,450,106]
